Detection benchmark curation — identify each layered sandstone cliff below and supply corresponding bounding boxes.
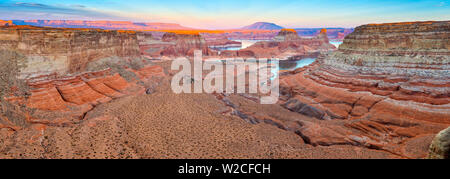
[0,25,140,79]
[274,29,301,41]
[279,21,450,158]
[0,25,165,131]
[141,31,215,57]
[295,28,354,40]
[428,127,450,159]
[161,32,214,56]
[206,36,242,49]
[136,32,154,45]
[220,28,335,59]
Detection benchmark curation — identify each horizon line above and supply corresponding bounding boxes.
[7,19,359,30]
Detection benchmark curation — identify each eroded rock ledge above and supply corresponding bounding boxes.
[0,25,141,79]
[279,21,450,158]
[0,25,165,131]
[219,28,336,59]
[428,127,450,159]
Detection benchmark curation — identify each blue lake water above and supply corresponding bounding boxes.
[212,40,268,51]
[330,40,343,48]
[209,38,318,80]
[270,58,316,81]
[213,39,343,50]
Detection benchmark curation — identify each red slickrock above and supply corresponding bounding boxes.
[0,25,165,127]
[279,21,450,158]
[206,36,242,49]
[220,28,336,59]
[147,32,215,57]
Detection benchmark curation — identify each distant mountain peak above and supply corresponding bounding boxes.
[241,22,284,30]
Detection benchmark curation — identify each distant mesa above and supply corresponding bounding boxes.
[274,29,300,41]
[279,21,450,158]
[0,20,14,26]
[11,20,193,30]
[241,22,284,30]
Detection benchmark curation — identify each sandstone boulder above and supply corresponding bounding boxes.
[429,127,450,159]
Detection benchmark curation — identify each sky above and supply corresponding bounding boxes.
[0,0,449,29]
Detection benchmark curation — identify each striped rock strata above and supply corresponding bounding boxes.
[279,21,450,158]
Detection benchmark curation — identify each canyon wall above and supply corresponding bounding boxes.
[274,29,301,41]
[279,21,450,158]
[142,32,215,57]
[0,25,165,131]
[220,28,335,59]
[10,20,353,40]
[0,25,140,79]
[206,36,242,49]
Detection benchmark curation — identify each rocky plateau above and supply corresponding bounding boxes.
[277,21,450,158]
[0,21,448,159]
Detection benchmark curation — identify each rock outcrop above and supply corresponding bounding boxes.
[0,20,14,26]
[136,32,154,45]
[206,37,242,49]
[274,29,301,41]
[220,28,336,59]
[4,65,164,125]
[428,127,450,159]
[0,25,140,79]
[142,31,215,57]
[279,21,450,158]
[0,25,165,132]
[161,32,214,56]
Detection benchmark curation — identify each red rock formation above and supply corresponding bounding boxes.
[0,25,140,79]
[337,32,346,40]
[12,20,354,40]
[318,28,329,43]
[3,65,165,127]
[274,29,301,41]
[220,28,336,59]
[0,25,165,129]
[136,32,154,45]
[279,21,450,158]
[143,32,215,57]
[0,20,14,26]
[206,36,242,49]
